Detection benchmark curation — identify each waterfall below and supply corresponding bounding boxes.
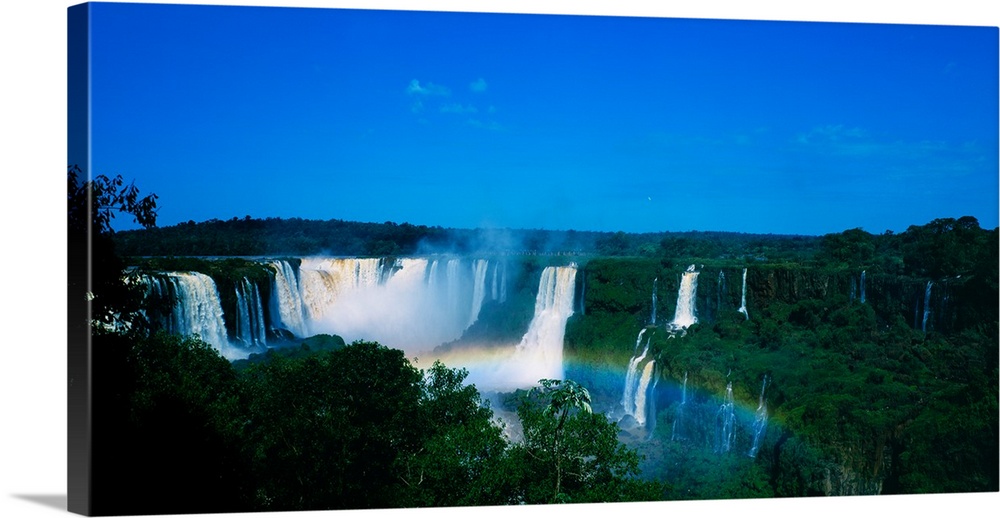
[500,261,508,304]
[633,360,656,427]
[269,260,308,337]
[922,281,933,333]
[467,259,489,328]
[504,265,577,388]
[859,270,867,304]
[446,259,462,317]
[234,277,267,350]
[621,330,650,419]
[668,265,700,331]
[298,257,384,323]
[262,255,506,351]
[671,371,688,441]
[717,271,726,313]
[650,278,658,325]
[146,271,231,356]
[491,262,499,300]
[715,381,735,454]
[737,268,749,320]
[748,375,769,458]
[645,363,660,438]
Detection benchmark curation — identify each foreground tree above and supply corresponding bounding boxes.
[510,379,664,504]
[394,361,515,506]
[68,164,159,333]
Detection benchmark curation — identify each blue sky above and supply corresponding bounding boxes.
[83,2,998,235]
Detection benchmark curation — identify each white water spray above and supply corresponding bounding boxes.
[621,330,651,420]
[738,268,749,320]
[468,259,489,328]
[748,375,769,458]
[668,265,700,331]
[482,265,577,390]
[269,260,308,337]
[235,277,267,350]
[715,381,736,454]
[860,270,867,304]
[671,371,688,441]
[651,278,658,325]
[145,271,233,357]
[633,360,656,427]
[922,281,933,333]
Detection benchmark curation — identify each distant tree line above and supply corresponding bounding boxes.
[113,214,830,259]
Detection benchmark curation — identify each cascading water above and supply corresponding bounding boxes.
[490,261,508,304]
[446,259,462,317]
[468,259,489,328]
[717,271,726,313]
[264,256,495,351]
[737,268,749,320]
[633,360,656,427]
[668,265,699,332]
[269,260,308,337]
[748,375,769,458]
[650,278,658,325]
[234,277,267,350]
[922,281,933,333]
[621,330,651,420]
[498,265,577,389]
[715,381,736,454]
[671,371,688,441]
[860,270,867,304]
[297,257,384,325]
[145,271,232,357]
[645,363,660,438]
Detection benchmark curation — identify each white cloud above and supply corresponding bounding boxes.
[407,79,451,96]
[470,77,488,92]
[468,118,503,131]
[441,103,478,114]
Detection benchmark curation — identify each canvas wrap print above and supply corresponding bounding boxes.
[67,2,999,516]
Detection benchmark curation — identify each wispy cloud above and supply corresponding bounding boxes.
[440,103,478,115]
[470,77,488,92]
[406,78,502,129]
[406,79,451,97]
[793,124,995,187]
[468,118,503,131]
[795,124,868,145]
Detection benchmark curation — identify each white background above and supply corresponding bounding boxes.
[1,1,996,517]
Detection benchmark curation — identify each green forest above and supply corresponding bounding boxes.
[70,168,998,515]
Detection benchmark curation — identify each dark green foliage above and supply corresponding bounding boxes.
[394,362,514,506]
[900,216,994,278]
[562,221,996,499]
[90,332,253,515]
[818,228,876,268]
[68,165,159,334]
[241,341,426,510]
[509,379,664,504]
[231,333,346,372]
[113,214,825,260]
